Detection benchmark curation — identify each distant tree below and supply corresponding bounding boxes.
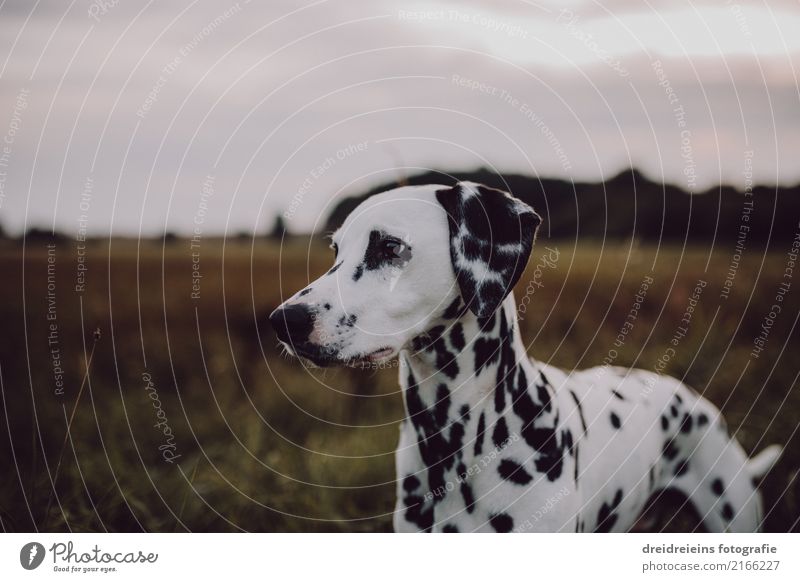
[23,227,67,243]
[268,214,287,240]
[324,168,800,244]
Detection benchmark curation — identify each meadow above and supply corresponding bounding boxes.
[0,235,797,532]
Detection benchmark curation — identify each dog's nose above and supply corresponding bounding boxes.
[269,304,314,345]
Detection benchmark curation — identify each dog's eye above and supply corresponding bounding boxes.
[380,238,404,259]
[363,231,411,270]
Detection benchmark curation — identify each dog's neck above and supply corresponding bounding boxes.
[398,290,566,518]
[401,292,534,409]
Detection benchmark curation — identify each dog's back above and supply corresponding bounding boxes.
[557,364,780,532]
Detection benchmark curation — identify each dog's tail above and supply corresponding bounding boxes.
[748,444,782,480]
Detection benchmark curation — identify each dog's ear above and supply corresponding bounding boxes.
[436,181,541,319]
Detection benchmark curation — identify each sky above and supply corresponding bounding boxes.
[0,0,798,235]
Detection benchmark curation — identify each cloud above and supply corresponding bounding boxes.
[0,0,798,235]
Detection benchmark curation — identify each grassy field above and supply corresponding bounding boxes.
[0,236,797,532]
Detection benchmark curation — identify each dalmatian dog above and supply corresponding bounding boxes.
[270,181,781,532]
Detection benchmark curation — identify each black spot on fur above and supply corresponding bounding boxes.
[492,416,509,448]
[473,337,500,377]
[711,478,724,496]
[459,404,470,422]
[661,415,669,431]
[326,261,343,275]
[594,512,617,533]
[680,413,693,434]
[674,459,689,477]
[402,494,432,532]
[670,404,679,418]
[323,303,331,311]
[478,281,505,315]
[474,413,486,456]
[697,413,709,427]
[489,512,514,533]
[569,390,588,435]
[442,524,459,533]
[450,323,466,351]
[435,344,459,379]
[721,503,734,521]
[442,296,464,319]
[434,384,451,427]
[562,429,574,456]
[663,439,679,461]
[428,325,446,340]
[403,475,420,492]
[460,481,476,514]
[478,311,496,332]
[338,314,357,328]
[492,314,516,414]
[498,458,533,485]
[611,389,625,400]
[535,380,552,412]
[352,264,364,281]
[514,394,545,441]
[610,412,621,429]
[298,287,312,297]
[421,326,460,379]
[594,489,623,533]
[528,431,563,481]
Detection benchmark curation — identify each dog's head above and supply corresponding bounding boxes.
[269,181,540,367]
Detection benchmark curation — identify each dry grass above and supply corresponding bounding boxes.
[0,236,797,532]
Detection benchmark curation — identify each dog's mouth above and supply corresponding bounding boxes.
[356,347,394,364]
[292,345,340,367]
[291,344,394,368]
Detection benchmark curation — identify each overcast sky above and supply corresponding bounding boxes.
[1,0,798,235]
